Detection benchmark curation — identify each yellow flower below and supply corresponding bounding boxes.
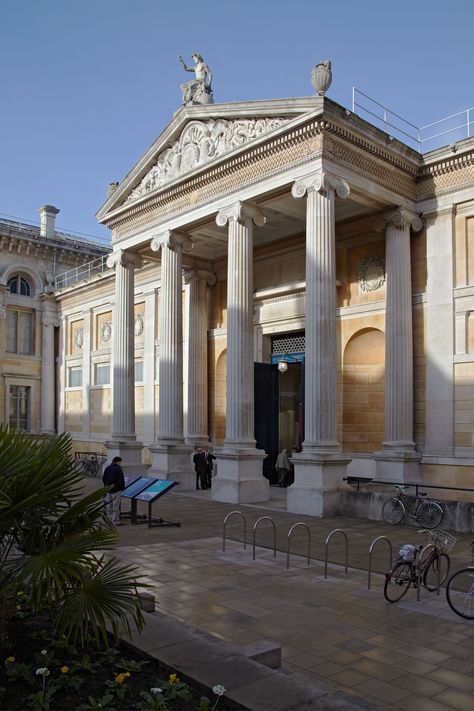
[16,591,24,597]
[115,672,128,684]
[169,672,180,684]
[6,656,15,664]
[124,672,130,678]
[60,666,69,674]
[15,605,21,610]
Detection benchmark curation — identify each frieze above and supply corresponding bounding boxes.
[125,118,291,204]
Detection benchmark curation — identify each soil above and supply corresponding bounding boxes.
[0,611,246,710]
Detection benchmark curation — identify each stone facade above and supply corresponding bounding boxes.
[2,91,474,514]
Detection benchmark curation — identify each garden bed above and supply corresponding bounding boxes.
[1,610,246,710]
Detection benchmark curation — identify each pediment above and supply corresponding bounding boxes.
[97,97,324,223]
[125,116,291,205]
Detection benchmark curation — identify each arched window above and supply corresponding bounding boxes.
[7,274,32,296]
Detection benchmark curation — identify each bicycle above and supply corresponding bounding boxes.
[382,485,444,529]
[445,542,474,620]
[74,452,103,478]
[384,529,456,603]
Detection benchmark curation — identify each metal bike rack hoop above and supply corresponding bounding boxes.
[252,516,277,561]
[368,535,393,590]
[222,510,247,552]
[287,522,311,570]
[324,529,349,579]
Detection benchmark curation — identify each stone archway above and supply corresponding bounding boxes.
[342,328,385,453]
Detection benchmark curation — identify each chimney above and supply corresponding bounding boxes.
[38,205,60,239]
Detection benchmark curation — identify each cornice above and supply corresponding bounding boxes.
[419,150,474,178]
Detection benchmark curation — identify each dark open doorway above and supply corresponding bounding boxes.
[254,354,304,485]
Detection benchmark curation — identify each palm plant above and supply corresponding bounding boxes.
[0,426,144,651]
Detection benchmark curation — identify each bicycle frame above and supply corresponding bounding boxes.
[397,489,424,519]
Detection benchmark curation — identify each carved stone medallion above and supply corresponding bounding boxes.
[100,320,112,343]
[134,313,144,337]
[358,255,386,293]
[126,118,290,203]
[73,327,84,349]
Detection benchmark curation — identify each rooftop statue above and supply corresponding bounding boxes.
[178,53,214,105]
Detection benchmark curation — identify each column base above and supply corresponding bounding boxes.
[104,440,148,475]
[149,441,194,490]
[374,449,421,483]
[287,451,351,518]
[211,448,269,504]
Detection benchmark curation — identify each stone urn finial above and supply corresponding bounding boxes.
[311,60,332,96]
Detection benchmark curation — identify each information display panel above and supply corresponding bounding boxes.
[123,474,141,490]
[134,480,177,502]
[121,477,157,499]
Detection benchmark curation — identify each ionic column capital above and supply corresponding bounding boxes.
[292,171,350,200]
[183,269,216,286]
[106,249,143,270]
[216,201,266,229]
[375,207,423,233]
[150,230,193,254]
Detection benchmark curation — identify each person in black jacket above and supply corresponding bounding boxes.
[102,456,125,525]
[204,446,216,489]
[193,447,208,490]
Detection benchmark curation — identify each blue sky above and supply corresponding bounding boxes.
[1,0,473,244]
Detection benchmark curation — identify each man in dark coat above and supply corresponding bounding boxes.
[204,446,216,489]
[102,456,125,525]
[193,447,208,490]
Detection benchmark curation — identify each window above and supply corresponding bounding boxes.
[9,386,30,430]
[6,310,34,354]
[94,363,110,385]
[68,366,82,388]
[135,360,143,382]
[7,274,32,296]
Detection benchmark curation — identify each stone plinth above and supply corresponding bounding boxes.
[374,450,422,483]
[287,452,351,517]
[104,439,147,475]
[148,443,194,490]
[211,449,269,503]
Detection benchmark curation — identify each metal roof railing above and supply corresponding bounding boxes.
[352,88,474,152]
[55,255,111,290]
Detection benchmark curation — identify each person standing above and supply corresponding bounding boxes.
[204,446,216,488]
[275,448,290,487]
[193,447,207,490]
[102,456,125,525]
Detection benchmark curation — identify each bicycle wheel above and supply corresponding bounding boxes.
[417,500,444,529]
[423,552,450,591]
[446,568,474,620]
[382,498,405,525]
[384,561,413,602]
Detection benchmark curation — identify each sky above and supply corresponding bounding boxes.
[1,0,473,246]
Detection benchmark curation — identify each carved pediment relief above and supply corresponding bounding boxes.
[125,117,291,204]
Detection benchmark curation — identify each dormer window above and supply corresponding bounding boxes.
[7,274,32,296]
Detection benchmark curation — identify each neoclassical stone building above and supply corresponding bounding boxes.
[3,70,474,516]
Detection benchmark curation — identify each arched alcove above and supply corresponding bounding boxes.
[342,328,385,453]
[210,348,226,444]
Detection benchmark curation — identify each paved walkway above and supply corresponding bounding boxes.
[85,480,474,710]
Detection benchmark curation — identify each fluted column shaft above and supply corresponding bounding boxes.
[292,172,350,451]
[40,295,58,434]
[216,202,265,446]
[151,231,192,442]
[107,250,140,440]
[382,209,421,449]
[185,270,216,443]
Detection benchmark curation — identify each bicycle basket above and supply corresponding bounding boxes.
[399,544,417,561]
[430,529,457,553]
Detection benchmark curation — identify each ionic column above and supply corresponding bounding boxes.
[106,250,142,439]
[379,208,422,450]
[292,172,350,451]
[184,269,216,445]
[216,201,265,446]
[40,294,59,435]
[151,231,192,443]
